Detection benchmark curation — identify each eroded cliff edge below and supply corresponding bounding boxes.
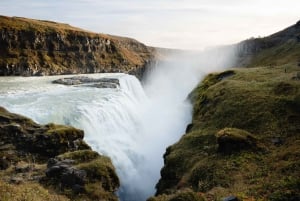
[148,21,300,201]
[0,106,119,201]
[0,16,155,77]
[150,64,300,201]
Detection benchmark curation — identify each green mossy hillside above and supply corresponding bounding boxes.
[155,64,300,201]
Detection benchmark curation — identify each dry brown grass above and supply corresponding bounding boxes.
[0,180,70,201]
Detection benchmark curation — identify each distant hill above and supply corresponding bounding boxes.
[236,20,300,67]
[0,16,155,77]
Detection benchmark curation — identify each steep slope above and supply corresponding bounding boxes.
[0,16,155,77]
[150,64,300,201]
[0,106,119,201]
[236,20,300,67]
[149,21,300,201]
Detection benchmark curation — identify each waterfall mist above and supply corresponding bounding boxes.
[118,45,239,200]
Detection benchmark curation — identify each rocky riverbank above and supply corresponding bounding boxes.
[0,106,119,201]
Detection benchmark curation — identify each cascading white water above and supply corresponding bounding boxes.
[0,70,194,201]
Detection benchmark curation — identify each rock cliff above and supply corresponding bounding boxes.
[235,20,300,67]
[0,16,155,77]
[0,106,119,201]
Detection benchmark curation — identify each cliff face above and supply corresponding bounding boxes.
[0,106,120,201]
[0,16,155,77]
[235,20,300,67]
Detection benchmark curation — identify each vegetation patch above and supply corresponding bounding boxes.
[0,180,70,201]
[216,128,259,154]
[0,107,120,201]
[154,64,300,200]
[147,188,205,201]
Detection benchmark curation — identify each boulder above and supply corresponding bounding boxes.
[271,137,284,146]
[46,158,86,192]
[88,82,118,88]
[223,196,238,201]
[52,76,120,88]
[61,168,86,189]
[185,123,193,133]
[10,177,23,184]
[72,184,85,194]
[0,158,10,170]
[216,128,258,154]
[0,107,90,158]
[15,162,31,173]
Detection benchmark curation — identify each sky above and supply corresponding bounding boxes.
[0,0,299,49]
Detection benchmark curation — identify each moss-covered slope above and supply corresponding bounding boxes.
[0,15,155,77]
[0,106,119,201]
[151,64,300,201]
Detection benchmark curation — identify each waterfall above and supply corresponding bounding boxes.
[0,45,238,201]
[0,71,193,201]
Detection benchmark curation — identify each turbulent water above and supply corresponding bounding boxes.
[0,47,237,200]
[0,70,194,201]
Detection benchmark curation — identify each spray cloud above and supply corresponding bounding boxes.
[118,44,239,200]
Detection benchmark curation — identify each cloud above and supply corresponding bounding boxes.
[0,0,299,49]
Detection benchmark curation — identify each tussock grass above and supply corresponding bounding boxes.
[0,180,70,201]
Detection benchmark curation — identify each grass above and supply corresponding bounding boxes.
[0,15,101,35]
[0,180,70,201]
[148,188,205,201]
[77,158,119,191]
[155,64,300,200]
[57,150,100,163]
[247,41,300,67]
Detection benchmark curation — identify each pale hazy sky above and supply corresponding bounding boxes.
[0,0,299,49]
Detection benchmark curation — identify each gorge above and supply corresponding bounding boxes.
[0,47,238,201]
[0,15,299,201]
[0,62,198,201]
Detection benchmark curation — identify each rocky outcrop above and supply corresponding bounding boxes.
[235,20,300,67]
[0,107,88,158]
[216,128,259,154]
[0,16,156,78]
[0,106,119,200]
[52,76,120,88]
[45,158,86,193]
